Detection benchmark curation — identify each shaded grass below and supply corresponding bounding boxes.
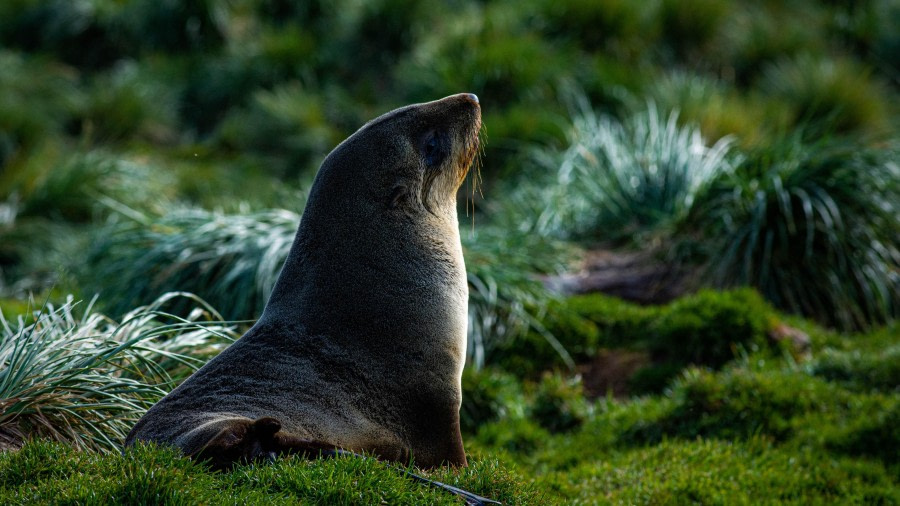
[462,226,578,368]
[761,54,895,137]
[83,208,299,321]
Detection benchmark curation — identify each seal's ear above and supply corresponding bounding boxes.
[388,184,407,209]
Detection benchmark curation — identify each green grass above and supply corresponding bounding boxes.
[464,326,900,503]
[0,441,535,505]
[0,1,898,502]
[533,438,898,504]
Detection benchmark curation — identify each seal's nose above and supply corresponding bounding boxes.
[466,93,479,104]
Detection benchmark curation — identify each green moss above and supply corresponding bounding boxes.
[489,299,600,376]
[566,292,656,348]
[825,400,900,467]
[809,345,900,393]
[529,372,589,433]
[649,288,772,368]
[627,361,685,395]
[536,438,899,505]
[474,418,551,455]
[624,367,847,443]
[565,288,773,370]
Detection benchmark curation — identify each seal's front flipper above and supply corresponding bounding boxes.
[191,417,274,469]
[191,417,343,469]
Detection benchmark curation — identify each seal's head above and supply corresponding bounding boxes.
[302,93,481,224]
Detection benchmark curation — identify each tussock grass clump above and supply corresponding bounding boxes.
[644,71,790,146]
[216,82,345,178]
[85,208,299,321]
[658,0,734,62]
[690,136,899,330]
[761,54,894,136]
[8,150,172,223]
[709,3,828,86]
[0,50,82,167]
[524,102,735,241]
[0,292,234,452]
[79,60,180,143]
[463,226,577,368]
[486,297,600,376]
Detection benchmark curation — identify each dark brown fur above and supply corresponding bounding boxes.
[126,94,481,469]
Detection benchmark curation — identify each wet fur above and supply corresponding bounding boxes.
[126,94,481,469]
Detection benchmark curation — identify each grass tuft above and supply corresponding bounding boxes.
[84,208,299,321]
[522,100,736,242]
[0,292,235,452]
[688,135,899,330]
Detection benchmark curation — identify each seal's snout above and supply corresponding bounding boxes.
[465,93,479,104]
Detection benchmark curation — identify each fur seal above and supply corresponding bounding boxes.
[126,93,482,470]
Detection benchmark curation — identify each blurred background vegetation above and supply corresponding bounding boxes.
[0,1,898,502]
[0,0,897,370]
[1,0,896,334]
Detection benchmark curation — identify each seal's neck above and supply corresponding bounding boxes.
[260,199,468,361]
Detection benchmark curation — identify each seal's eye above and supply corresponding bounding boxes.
[421,130,447,168]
